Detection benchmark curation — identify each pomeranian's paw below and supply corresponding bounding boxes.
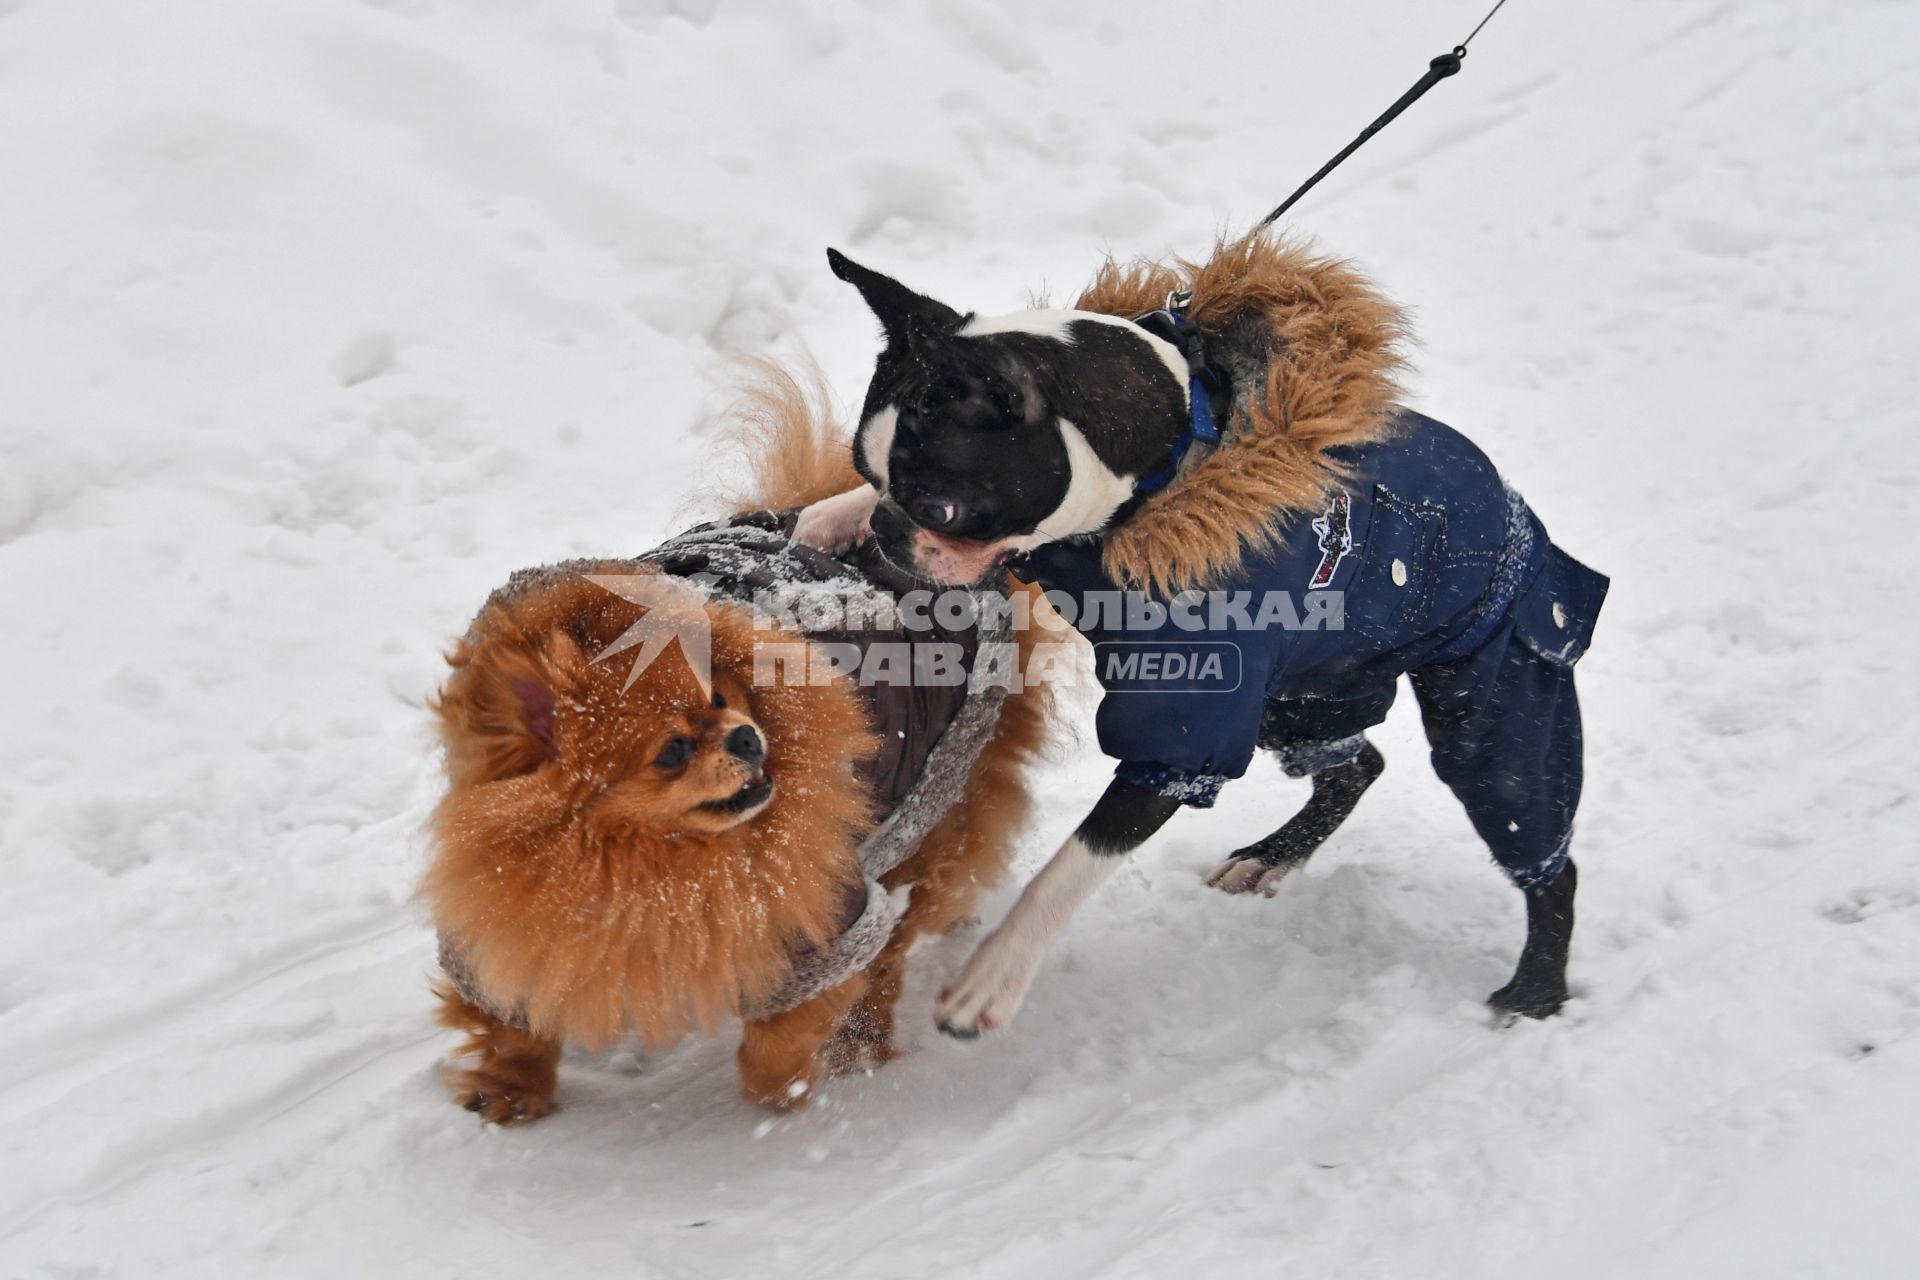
[1205,855,1296,897]
[792,485,879,552]
[447,1065,556,1125]
[822,1012,901,1077]
[738,1056,825,1111]
[822,1036,901,1077]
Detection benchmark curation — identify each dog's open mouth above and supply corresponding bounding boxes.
[700,774,774,814]
[902,528,1018,585]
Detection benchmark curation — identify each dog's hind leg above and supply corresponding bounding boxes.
[434,980,564,1125]
[738,974,867,1110]
[823,943,908,1074]
[1407,620,1589,1020]
[822,854,989,1072]
[1207,739,1385,896]
[1490,858,1576,1021]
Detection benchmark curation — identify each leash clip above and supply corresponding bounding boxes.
[1165,288,1194,313]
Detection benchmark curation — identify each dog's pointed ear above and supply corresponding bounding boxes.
[511,678,559,759]
[509,625,593,762]
[827,248,964,347]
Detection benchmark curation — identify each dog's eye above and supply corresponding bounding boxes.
[654,737,694,770]
[710,691,727,710]
[908,496,969,532]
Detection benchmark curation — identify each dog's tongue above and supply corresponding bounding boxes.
[913,529,1013,584]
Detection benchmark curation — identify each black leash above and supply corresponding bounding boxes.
[1257,0,1512,228]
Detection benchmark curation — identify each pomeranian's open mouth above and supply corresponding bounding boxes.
[700,774,773,814]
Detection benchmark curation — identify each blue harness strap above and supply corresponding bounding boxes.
[1131,307,1224,496]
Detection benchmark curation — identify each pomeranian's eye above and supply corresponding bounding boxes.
[654,737,694,770]
[710,691,727,710]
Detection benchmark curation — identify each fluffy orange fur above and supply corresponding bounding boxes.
[435,981,563,1124]
[1074,231,1411,596]
[426,581,879,1051]
[423,366,1052,1119]
[712,356,861,512]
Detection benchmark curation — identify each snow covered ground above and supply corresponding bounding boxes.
[4,0,1918,1275]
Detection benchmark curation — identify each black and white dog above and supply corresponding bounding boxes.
[796,250,1191,585]
[797,242,1602,1038]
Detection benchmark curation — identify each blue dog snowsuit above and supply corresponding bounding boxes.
[1014,409,1608,892]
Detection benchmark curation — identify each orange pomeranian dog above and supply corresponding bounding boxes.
[421,368,1053,1123]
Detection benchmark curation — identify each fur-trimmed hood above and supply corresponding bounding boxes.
[1073,232,1410,597]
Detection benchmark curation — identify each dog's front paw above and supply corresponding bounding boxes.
[1205,855,1296,897]
[737,1053,825,1111]
[448,1066,556,1126]
[934,931,1040,1039]
[792,486,879,553]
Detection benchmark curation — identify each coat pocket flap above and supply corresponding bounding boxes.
[1512,545,1609,667]
[1351,484,1447,638]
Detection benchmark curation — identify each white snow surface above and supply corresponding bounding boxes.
[4,0,1918,1275]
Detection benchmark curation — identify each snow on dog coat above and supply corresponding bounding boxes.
[438,508,1015,1026]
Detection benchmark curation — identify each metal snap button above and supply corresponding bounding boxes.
[1551,601,1569,629]
[1390,558,1408,587]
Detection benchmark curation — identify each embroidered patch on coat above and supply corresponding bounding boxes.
[1308,491,1353,589]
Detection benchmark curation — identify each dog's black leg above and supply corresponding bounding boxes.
[1488,858,1577,1021]
[1243,741,1386,868]
[1207,741,1384,895]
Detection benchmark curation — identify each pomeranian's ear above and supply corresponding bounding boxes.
[514,623,601,759]
[826,248,965,349]
[510,678,558,759]
[440,581,650,787]
[436,634,573,787]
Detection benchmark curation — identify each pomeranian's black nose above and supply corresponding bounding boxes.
[724,725,765,766]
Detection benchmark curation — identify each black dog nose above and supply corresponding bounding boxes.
[724,725,764,765]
